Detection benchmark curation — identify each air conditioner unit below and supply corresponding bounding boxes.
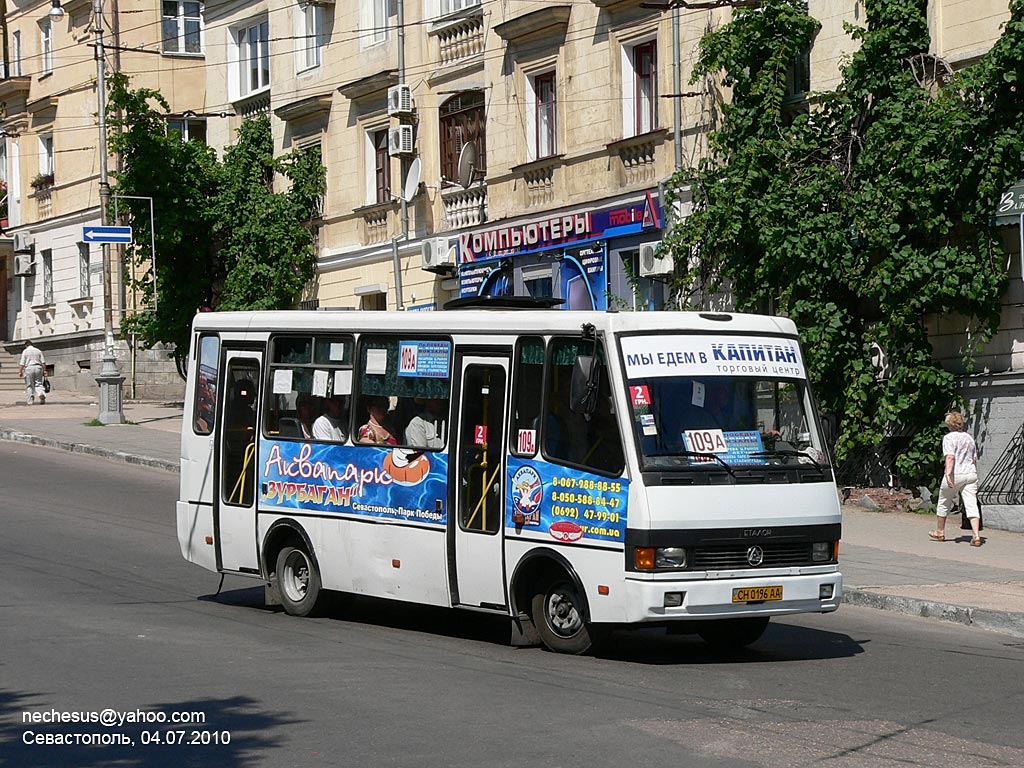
[421,237,457,272]
[639,241,672,277]
[387,84,414,117]
[388,125,414,157]
[14,254,35,276]
[13,232,34,254]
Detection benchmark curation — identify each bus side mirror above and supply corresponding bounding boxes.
[820,413,837,450]
[570,355,600,414]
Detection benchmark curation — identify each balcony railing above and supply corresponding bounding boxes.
[358,202,391,245]
[515,156,561,208]
[608,129,668,188]
[441,184,488,229]
[436,14,484,67]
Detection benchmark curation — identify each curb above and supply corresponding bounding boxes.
[0,428,179,474]
[843,587,1024,640]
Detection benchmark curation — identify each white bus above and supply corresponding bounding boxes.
[177,307,842,654]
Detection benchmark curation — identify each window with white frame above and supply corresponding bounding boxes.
[12,31,22,77]
[298,3,323,71]
[39,135,54,178]
[235,19,270,98]
[40,20,53,75]
[529,71,556,160]
[361,0,391,46]
[79,242,91,298]
[622,40,657,137]
[441,0,481,14]
[162,1,203,54]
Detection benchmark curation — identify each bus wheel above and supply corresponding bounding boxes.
[696,617,769,650]
[276,545,322,617]
[532,580,593,654]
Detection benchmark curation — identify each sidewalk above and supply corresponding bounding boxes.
[2,389,1023,639]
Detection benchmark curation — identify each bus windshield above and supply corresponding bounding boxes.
[620,334,830,472]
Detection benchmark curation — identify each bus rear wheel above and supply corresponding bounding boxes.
[276,545,323,617]
[696,616,769,650]
[532,579,594,654]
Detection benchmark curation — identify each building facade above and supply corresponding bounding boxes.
[1,0,207,398]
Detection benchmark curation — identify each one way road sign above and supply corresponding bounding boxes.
[83,225,133,244]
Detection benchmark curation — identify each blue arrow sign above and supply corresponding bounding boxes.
[83,225,133,244]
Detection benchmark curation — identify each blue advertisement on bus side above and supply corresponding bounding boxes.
[259,441,448,526]
[506,458,629,544]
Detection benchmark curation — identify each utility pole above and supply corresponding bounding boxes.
[93,0,125,423]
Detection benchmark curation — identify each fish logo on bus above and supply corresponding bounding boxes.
[383,448,431,486]
[511,466,543,525]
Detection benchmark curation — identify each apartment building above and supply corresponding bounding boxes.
[1,0,207,398]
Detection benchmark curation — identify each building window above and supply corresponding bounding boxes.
[39,135,54,178]
[298,3,323,70]
[360,293,387,311]
[361,0,391,46]
[782,47,811,125]
[79,242,91,298]
[166,118,207,143]
[442,0,481,13]
[40,20,53,75]
[532,71,556,160]
[236,20,270,97]
[162,1,203,54]
[371,129,390,204]
[633,41,657,135]
[440,92,486,187]
[12,31,22,77]
[42,249,53,305]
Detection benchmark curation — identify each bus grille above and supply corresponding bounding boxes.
[692,542,811,569]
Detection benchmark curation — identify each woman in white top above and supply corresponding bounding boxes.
[929,411,982,546]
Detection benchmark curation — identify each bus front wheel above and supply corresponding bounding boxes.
[696,616,769,649]
[276,545,323,617]
[532,580,594,655]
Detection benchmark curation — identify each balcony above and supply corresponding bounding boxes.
[430,8,485,71]
[355,201,392,245]
[441,184,488,229]
[608,129,669,188]
[513,156,563,208]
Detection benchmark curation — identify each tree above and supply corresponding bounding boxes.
[662,0,1024,483]
[107,74,325,370]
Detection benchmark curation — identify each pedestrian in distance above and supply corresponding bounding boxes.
[19,339,46,405]
[929,411,983,546]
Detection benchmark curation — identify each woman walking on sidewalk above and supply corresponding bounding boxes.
[929,411,982,546]
[18,339,46,405]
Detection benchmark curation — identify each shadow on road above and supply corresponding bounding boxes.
[1,689,298,768]
[203,586,864,663]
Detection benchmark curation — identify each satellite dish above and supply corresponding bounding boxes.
[402,157,422,203]
[457,141,478,189]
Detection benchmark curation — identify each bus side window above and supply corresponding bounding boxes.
[511,337,544,456]
[194,335,220,435]
[265,334,353,441]
[543,338,624,476]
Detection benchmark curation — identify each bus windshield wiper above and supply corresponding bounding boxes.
[678,450,736,478]
[750,449,825,472]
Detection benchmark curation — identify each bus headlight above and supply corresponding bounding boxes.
[811,542,832,562]
[655,547,687,568]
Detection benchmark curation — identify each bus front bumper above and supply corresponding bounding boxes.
[616,569,842,624]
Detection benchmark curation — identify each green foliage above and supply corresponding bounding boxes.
[663,0,1024,484]
[107,75,325,368]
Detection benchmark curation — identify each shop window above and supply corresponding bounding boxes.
[354,336,452,451]
[264,334,354,441]
[542,338,624,475]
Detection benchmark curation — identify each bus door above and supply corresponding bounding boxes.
[450,353,510,609]
[215,349,262,574]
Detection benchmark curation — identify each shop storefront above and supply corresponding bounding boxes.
[456,192,671,311]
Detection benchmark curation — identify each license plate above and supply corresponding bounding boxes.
[732,585,783,603]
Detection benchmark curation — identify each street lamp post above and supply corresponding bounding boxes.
[92,0,125,423]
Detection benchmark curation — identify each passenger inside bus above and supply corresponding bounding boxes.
[405,398,447,449]
[312,393,349,442]
[357,396,398,445]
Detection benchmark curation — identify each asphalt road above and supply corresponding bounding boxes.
[2,441,1024,768]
